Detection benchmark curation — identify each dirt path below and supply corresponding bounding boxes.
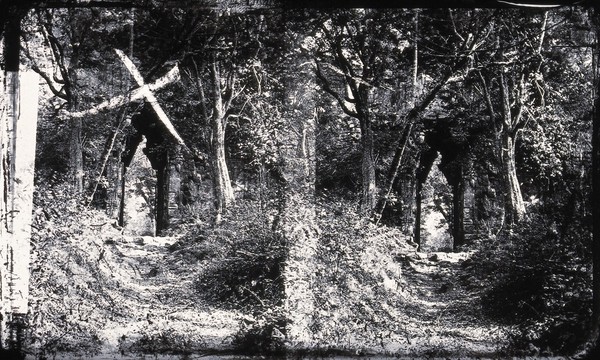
[96,235,507,357]
[93,235,242,355]
[391,250,508,357]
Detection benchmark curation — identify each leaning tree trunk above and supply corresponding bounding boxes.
[501,132,525,225]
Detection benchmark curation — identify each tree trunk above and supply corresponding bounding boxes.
[66,50,84,194]
[414,178,423,248]
[361,126,377,214]
[401,169,417,234]
[118,163,126,227]
[87,115,124,207]
[357,86,377,214]
[211,112,234,224]
[414,148,437,249]
[69,115,84,194]
[411,9,419,108]
[372,123,412,224]
[498,69,526,226]
[502,132,525,225]
[210,61,234,225]
[155,152,170,235]
[452,171,466,250]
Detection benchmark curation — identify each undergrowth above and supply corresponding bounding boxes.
[175,201,286,311]
[472,210,592,356]
[309,196,415,352]
[168,199,287,355]
[27,181,120,358]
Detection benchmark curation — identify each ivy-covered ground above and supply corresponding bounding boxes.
[27,190,511,359]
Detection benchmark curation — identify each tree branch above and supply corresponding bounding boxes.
[476,70,501,134]
[448,9,465,42]
[500,71,513,130]
[39,10,73,101]
[210,57,224,116]
[30,62,67,100]
[190,59,210,121]
[314,61,359,118]
[223,64,236,111]
[512,72,526,128]
[21,36,67,99]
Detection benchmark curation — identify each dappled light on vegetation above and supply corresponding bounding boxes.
[0,2,599,359]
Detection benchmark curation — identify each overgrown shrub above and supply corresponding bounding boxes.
[27,181,119,358]
[472,212,592,356]
[192,201,286,310]
[175,200,288,355]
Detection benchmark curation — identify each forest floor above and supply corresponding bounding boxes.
[383,250,507,356]
[26,199,510,359]
[307,212,509,357]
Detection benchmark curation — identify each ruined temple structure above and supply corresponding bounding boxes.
[384,115,502,252]
[421,116,504,250]
[421,117,476,249]
[104,104,198,235]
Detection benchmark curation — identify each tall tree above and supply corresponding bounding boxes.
[182,11,263,223]
[314,9,407,214]
[477,10,549,226]
[22,9,99,194]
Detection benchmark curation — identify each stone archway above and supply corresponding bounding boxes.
[419,155,454,252]
[114,104,195,236]
[414,117,478,252]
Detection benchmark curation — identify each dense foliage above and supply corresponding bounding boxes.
[1,3,598,358]
[472,209,592,355]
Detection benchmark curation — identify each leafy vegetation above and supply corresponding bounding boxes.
[472,210,592,356]
[0,3,598,358]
